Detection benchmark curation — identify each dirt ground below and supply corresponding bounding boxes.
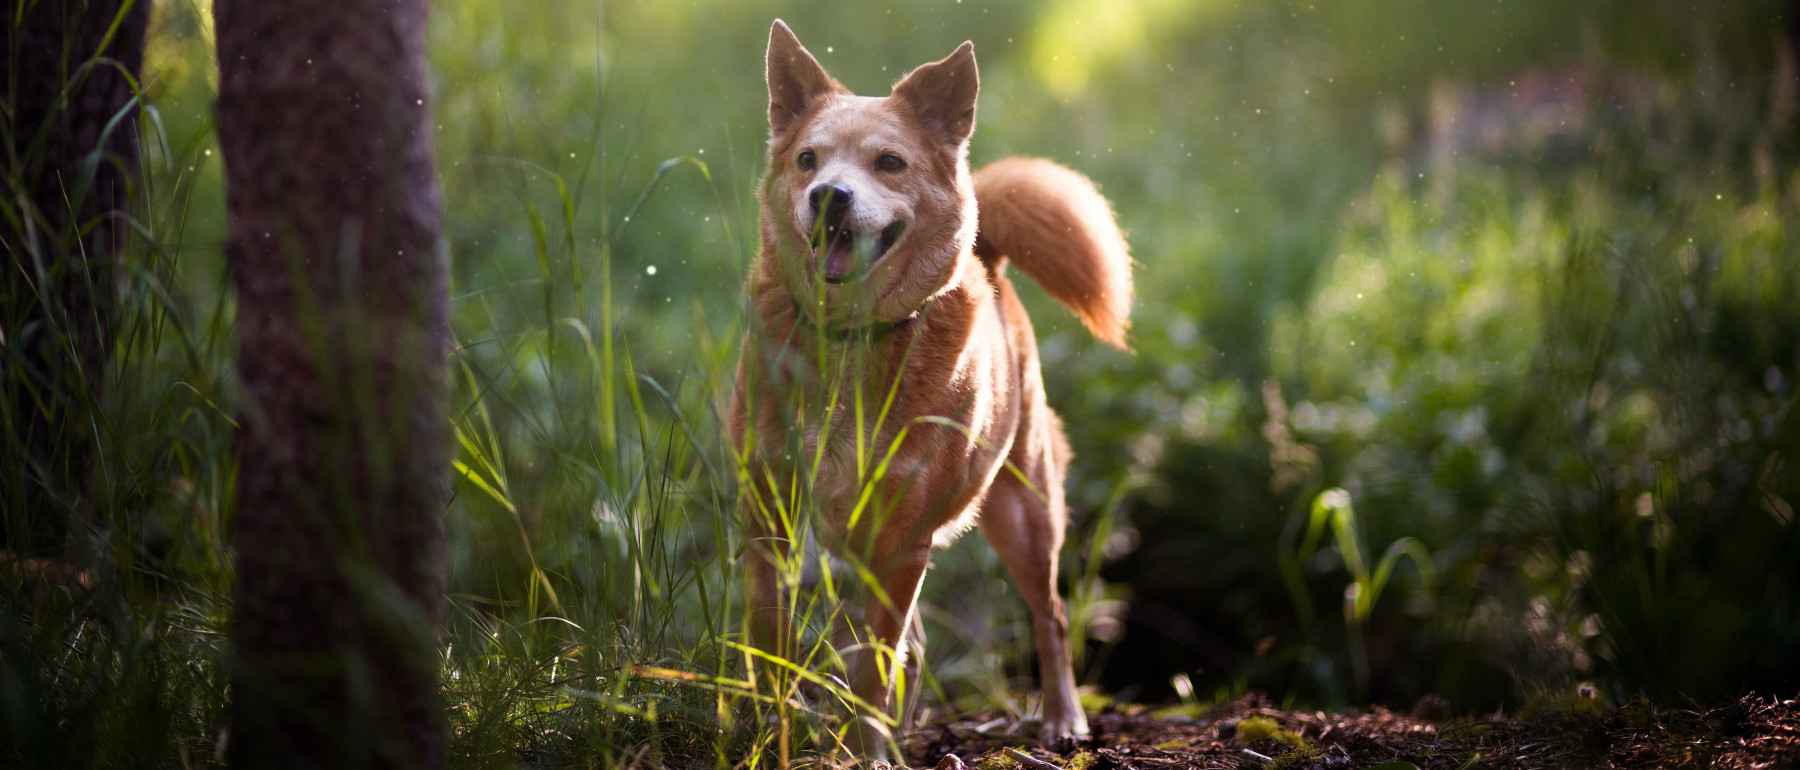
[905,693,1800,769]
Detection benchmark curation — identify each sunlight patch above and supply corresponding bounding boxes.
[1030,0,1239,97]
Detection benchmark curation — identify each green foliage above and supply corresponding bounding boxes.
[1264,66,1800,705]
[1279,488,1435,699]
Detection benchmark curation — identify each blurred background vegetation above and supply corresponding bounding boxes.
[7,0,1800,765]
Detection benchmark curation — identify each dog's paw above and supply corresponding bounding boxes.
[1036,709,1090,749]
[846,714,898,766]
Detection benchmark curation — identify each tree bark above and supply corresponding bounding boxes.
[212,1,450,767]
[2,0,147,551]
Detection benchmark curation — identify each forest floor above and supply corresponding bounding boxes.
[904,693,1800,770]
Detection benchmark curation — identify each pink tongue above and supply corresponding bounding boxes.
[822,240,855,281]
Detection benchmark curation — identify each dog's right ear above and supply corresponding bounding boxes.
[767,20,836,137]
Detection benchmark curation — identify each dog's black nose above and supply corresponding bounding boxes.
[809,183,853,215]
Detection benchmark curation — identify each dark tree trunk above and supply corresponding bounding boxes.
[212,0,451,767]
[1789,0,1800,65]
[1788,0,1800,101]
[2,0,148,551]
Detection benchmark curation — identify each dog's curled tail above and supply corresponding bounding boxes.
[973,157,1133,349]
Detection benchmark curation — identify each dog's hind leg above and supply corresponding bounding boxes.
[977,465,1090,746]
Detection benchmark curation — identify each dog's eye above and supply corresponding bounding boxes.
[876,154,907,173]
[796,150,816,171]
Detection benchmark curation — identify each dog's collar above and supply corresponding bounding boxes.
[789,297,935,343]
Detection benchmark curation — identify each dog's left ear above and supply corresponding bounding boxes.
[893,41,979,149]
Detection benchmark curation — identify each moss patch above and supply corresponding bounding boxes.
[1235,715,1311,749]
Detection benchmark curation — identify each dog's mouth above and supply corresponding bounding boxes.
[811,212,906,284]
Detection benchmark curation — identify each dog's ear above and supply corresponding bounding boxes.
[892,41,979,149]
[767,20,836,137]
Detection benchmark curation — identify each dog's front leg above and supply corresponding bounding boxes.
[746,525,796,664]
[743,470,800,700]
[745,514,817,766]
[846,543,931,763]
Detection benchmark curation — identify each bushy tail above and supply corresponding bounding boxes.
[972,157,1133,349]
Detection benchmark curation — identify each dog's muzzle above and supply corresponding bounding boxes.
[808,184,906,284]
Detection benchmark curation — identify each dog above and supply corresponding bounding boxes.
[731,19,1133,760]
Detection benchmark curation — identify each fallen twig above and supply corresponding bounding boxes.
[1005,747,1062,770]
[974,717,1010,734]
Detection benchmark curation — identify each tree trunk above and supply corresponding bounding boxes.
[212,1,450,767]
[2,0,147,551]
[1789,0,1800,68]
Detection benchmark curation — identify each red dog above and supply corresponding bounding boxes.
[732,19,1132,759]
